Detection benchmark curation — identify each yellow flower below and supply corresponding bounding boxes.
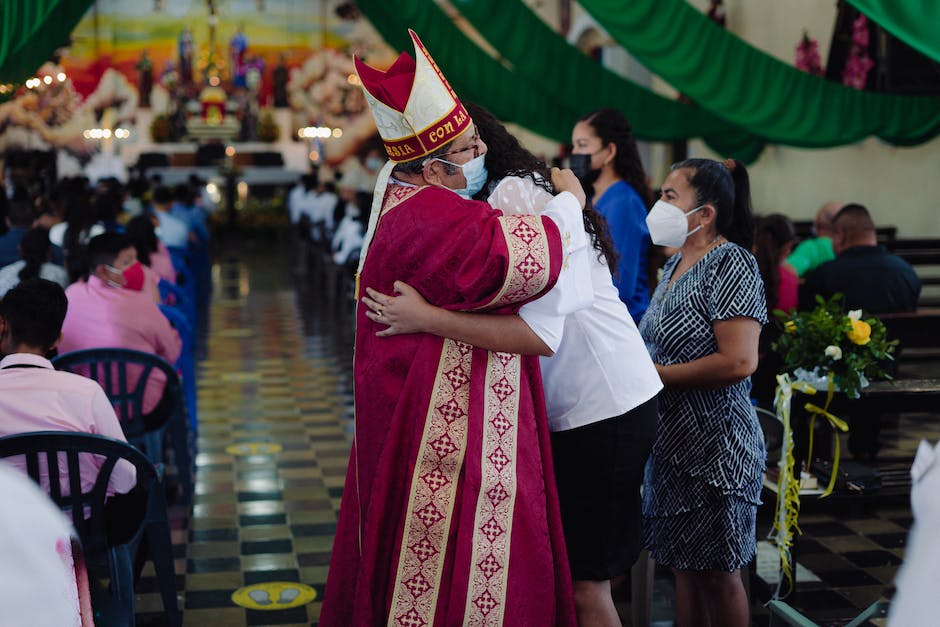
[846,319,872,345]
[784,320,797,334]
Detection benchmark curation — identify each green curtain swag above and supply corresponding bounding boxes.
[450,0,766,161]
[846,0,940,65]
[0,0,95,84]
[356,0,587,147]
[580,0,940,147]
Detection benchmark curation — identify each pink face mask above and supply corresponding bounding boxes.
[107,261,146,291]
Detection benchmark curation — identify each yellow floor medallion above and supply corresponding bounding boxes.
[231,582,317,610]
[224,442,283,456]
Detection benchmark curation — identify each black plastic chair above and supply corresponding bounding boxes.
[0,431,181,626]
[52,348,193,504]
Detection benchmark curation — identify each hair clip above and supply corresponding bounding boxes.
[722,158,737,172]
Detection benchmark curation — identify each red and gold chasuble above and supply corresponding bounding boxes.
[321,185,576,626]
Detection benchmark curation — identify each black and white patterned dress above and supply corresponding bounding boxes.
[638,243,768,571]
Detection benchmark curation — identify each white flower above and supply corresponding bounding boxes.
[848,309,863,322]
[825,345,843,360]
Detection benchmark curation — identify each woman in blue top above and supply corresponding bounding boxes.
[571,109,653,321]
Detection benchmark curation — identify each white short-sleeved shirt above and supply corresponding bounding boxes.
[490,176,663,431]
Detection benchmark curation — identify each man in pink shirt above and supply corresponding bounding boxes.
[0,278,136,499]
[59,233,182,428]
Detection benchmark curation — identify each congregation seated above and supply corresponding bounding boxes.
[48,179,108,283]
[0,227,68,297]
[785,200,842,278]
[331,184,365,266]
[151,185,192,249]
[125,215,177,285]
[59,233,182,429]
[170,183,210,245]
[0,278,135,498]
[0,197,34,268]
[800,203,921,313]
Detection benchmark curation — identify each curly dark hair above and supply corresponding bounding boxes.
[466,102,619,272]
[577,108,654,209]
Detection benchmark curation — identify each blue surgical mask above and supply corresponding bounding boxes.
[434,153,489,199]
[365,156,384,172]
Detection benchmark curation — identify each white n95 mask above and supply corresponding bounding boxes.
[645,200,704,248]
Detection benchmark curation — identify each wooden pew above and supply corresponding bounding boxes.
[886,239,940,307]
[878,309,940,362]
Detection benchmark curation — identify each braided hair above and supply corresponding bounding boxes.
[17,227,52,282]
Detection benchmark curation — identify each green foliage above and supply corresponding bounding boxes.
[772,294,897,398]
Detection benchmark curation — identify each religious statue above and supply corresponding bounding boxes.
[136,49,154,107]
[272,53,289,108]
[229,25,249,88]
[178,27,194,85]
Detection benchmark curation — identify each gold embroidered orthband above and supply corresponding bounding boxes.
[477,215,551,310]
[389,339,473,626]
[463,351,520,625]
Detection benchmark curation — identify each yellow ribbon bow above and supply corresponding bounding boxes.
[768,371,850,599]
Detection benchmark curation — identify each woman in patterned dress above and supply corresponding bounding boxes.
[638,158,767,627]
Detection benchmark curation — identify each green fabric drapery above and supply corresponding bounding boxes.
[356,0,584,147]
[356,0,766,161]
[449,0,765,161]
[846,0,940,64]
[0,0,95,83]
[580,0,940,147]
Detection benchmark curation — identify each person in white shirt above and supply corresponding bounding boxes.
[888,439,940,626]
[150,185,191,249]
[331,200,364,266]
[0,461,89,627]
[0,279,139,540]
[360,104,662,627]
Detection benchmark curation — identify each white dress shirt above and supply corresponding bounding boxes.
[491,176,663,431]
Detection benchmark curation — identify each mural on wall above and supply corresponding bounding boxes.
[0,0,395,164]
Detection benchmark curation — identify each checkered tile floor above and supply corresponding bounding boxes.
[133,240,938,626]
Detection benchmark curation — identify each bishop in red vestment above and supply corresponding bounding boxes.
[321,30,579,626]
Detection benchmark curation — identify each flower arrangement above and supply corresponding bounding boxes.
[772,294,897,398]
[842,14,874,90]
[794,30,823,76]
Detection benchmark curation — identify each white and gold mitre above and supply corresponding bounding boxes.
[353,29,472,163]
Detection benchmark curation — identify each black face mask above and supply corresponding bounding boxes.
[569,153,600,188]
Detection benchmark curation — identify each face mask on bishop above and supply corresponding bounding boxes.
[432,153,489,199]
